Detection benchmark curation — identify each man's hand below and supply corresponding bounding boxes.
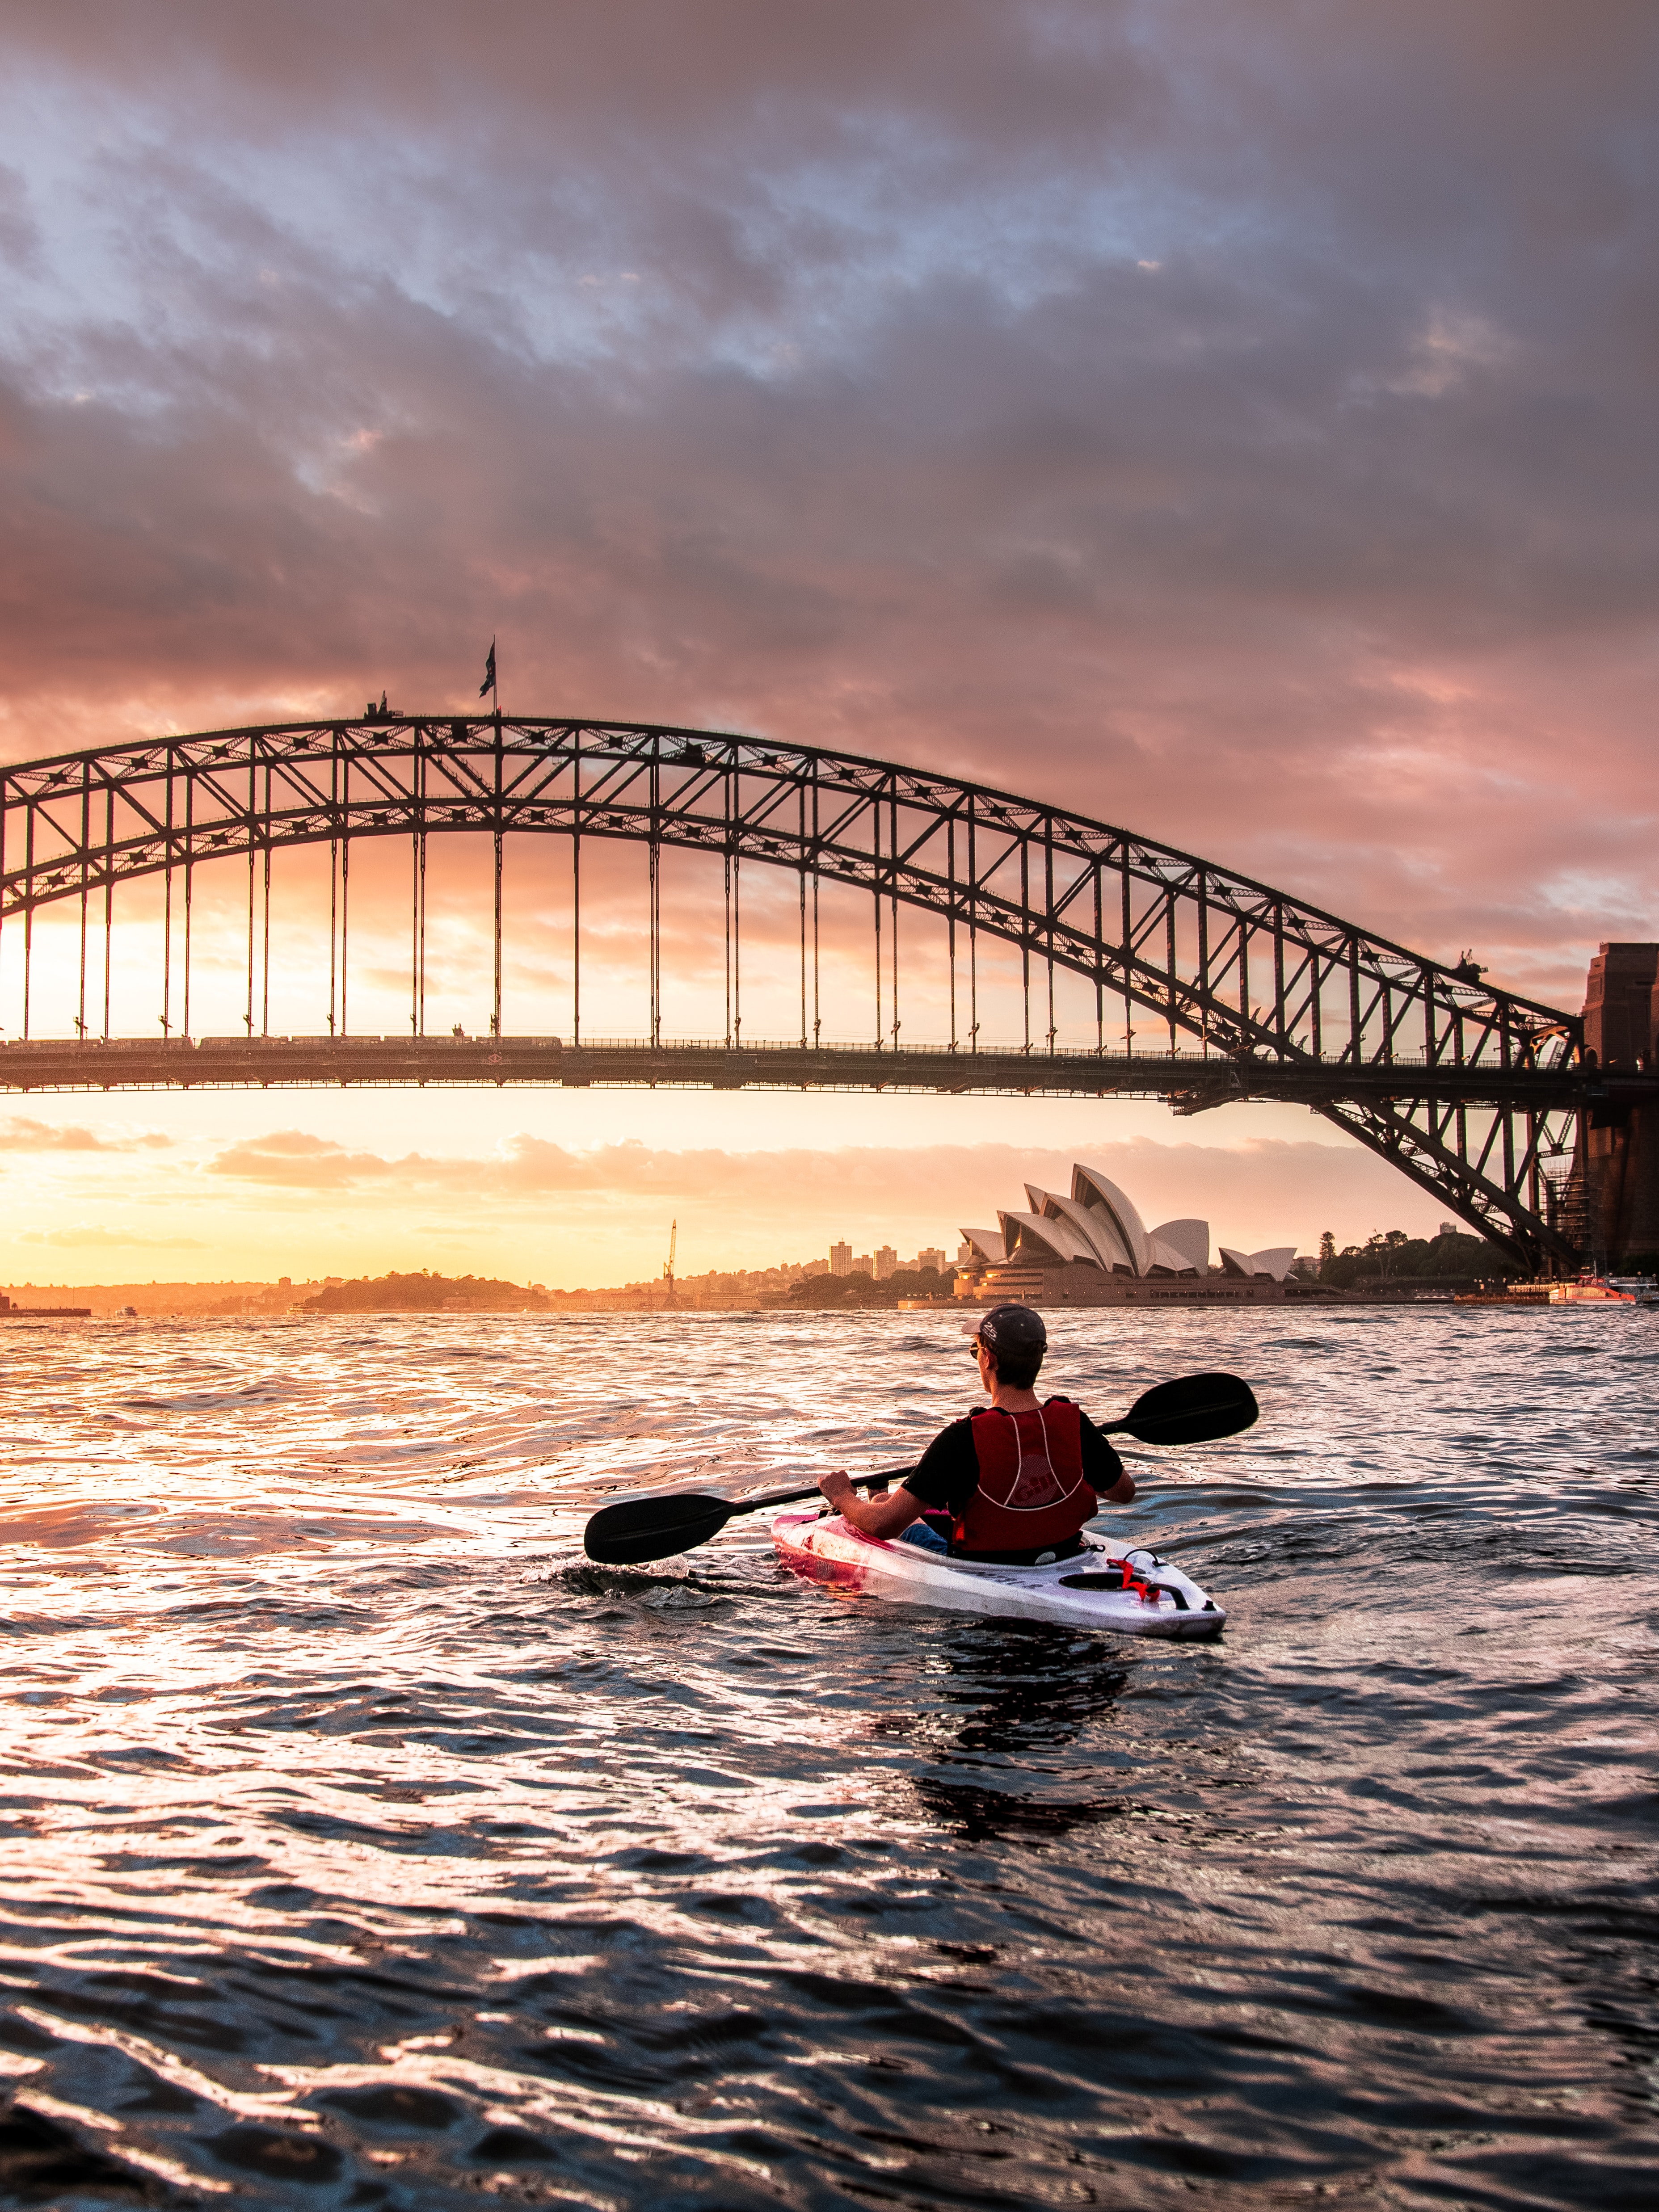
[820,1472,926,1542]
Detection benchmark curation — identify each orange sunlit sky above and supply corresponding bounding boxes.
[1,3,1655,1286]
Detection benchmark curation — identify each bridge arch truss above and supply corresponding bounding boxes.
[0,715,1590,1268]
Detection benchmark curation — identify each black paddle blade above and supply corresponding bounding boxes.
[1120,1371,1258,1447]
[583,1492,734,1565]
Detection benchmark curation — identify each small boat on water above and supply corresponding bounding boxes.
[772,1509,1225,1636]
[1548,1275,1659,1307]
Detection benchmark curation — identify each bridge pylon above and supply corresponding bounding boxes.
[1576,943,1659,1272]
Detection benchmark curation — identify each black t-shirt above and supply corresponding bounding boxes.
[903,1401,1125,1517]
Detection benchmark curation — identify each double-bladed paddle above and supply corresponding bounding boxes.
[581,1370,1257,1566]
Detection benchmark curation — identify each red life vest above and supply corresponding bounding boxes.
[952,1398,1097,1560]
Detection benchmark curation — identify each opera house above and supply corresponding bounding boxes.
[956,1164,1297,1307]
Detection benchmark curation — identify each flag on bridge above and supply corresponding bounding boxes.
[479,639,497,702]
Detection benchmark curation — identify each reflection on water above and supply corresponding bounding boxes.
[0,1307,1654,2206]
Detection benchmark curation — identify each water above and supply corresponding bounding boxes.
[0,1307,1653,2210]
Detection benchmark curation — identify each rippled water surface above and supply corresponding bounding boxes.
[0,1307,1654,2209]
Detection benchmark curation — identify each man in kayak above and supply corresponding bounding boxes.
[817,1304,1136,1565]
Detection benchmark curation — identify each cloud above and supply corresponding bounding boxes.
[206,1131,405,1187]
[18,1225,206,1248]
[0,0,1652,1023]
[200,1127,1446,1251]
[0,1118,173,1152]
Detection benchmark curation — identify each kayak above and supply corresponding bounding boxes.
[771,1509,1225,1637]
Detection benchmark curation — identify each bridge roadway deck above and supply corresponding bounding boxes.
[0,1034,1641,1109]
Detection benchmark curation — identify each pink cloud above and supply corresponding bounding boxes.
[0,1117,172,1152]
[0,0,1651,1032]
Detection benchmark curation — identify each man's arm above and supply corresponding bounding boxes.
[818,1469,924,1539]
[1079,1412,1136,1504]
[820,1419,978,1536]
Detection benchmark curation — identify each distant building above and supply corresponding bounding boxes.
[830,1241,851,1277]
[956,1239,974,1266]
[874,1245,897,1281]
[956,1164,1297,1307]
[917,1247,946,1273]
[853,1254,872,1275]
[1218,1244,1300,1279]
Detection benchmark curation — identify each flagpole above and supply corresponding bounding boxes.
[479,635,502,1036]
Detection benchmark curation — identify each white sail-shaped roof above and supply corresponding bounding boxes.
[1150,1218,1209,1275]
[1219,1245,1296,1282]
[959,1226,1006,1265]
[1146,1238,1196,1276]
[997,1210,1097,1268]
[1025,1186,1128,1272]
[1071,1165,1151,1277]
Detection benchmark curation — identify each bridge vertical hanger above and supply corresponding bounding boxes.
[261,760,272,1039]
[889,782,900,1050]
[571,726,581,1046]
[340,786,351,1039]
[412,720,427,1038]
[722,757,733,1049]
[872,781,883,1049]
[967,796,979,1054]
[796,776,807,1051]
[326,731,339,1036]
[1018,829,1030,1053]
[20,799,31,1042]
[492,706,504,1038]
[1120,849,1132,1055]
[160,755,173,1041]
[1044,819,1057,1056]
[650,744,662,1051]
[182,767,194,1043]
[947,811,958,1051]
[101,779,114,1041]
[244,754,256,1039]
[810,758,821,1047]
[77,757,89,1040]
[733,797,742,1046]
[1093,857,1105,1054]
[1166,879,1178,1059]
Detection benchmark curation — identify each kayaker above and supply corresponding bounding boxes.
[817,1304,1136,1565]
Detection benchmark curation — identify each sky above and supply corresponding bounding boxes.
[0,2,1655,1284]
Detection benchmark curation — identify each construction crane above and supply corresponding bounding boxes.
[662,1220,677,1305]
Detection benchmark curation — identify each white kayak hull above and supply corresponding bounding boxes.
[771,1510,1225,1637]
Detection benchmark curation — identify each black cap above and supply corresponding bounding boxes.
[962,1304,1047,1358]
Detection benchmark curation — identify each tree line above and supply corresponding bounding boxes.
[1314,1229,1520,1287]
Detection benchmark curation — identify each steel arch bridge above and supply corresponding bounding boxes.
[0,712,1621,1271]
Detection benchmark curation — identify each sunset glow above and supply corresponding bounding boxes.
[2,4,1652,1283]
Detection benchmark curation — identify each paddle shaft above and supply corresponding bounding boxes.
[712,1465,914,1522]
